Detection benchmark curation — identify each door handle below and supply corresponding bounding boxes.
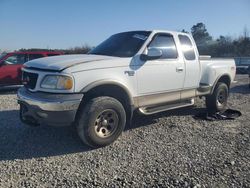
[176,67,184,72]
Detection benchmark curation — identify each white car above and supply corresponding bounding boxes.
[17,30,236,148]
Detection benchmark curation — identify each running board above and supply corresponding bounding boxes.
[138,99,194,115]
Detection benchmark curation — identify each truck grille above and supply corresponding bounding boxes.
[22,71,38,90]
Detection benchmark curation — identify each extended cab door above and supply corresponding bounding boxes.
[0,54,27,86]
[178,34,200,99]
[136,33,185,107]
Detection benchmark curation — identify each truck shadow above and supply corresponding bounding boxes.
[0,110,91,161]
[0,106,205,161]
[127,106,206,131]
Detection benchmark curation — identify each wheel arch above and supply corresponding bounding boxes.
[81,80,133,104]
[211,74,231,94]
[79,80,134,122]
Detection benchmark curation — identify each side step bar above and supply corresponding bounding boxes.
[138,99,194,115]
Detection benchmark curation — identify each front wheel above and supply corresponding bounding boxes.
[206,82,229,112]
[76,96,126,148]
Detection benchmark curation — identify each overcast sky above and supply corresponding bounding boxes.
[0,0,249,51]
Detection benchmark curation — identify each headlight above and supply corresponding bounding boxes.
[41,75,73,90]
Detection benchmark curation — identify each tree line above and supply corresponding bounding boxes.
[186,22,250,57]
[3,23,250,57]
[18,45,92,55]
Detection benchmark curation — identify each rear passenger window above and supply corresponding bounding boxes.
[149,34,178,59]
[28,54,44,61]
[178,35,196,60]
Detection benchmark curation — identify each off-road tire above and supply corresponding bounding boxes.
[206,82,229,112]
[76,96,126,148]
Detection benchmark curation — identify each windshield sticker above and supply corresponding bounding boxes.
[133,34,148,41]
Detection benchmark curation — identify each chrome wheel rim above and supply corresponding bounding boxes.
[94,109,119,138]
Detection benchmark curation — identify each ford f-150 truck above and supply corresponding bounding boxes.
[17,30,236,148]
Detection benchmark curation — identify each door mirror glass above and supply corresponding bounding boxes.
[141,48,162,61]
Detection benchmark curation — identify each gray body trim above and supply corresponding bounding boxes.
[134,87,197,108]
[135,90,180,107]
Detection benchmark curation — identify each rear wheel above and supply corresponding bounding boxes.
[76,96,126,148]
[206,82,229,112]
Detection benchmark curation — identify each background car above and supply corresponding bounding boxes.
[0,51,63,88]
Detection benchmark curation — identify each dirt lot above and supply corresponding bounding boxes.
[0,75,249,187]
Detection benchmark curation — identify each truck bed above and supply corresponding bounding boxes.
[199,56,236,87]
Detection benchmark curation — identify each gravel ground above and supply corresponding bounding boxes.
[0,75,249,188]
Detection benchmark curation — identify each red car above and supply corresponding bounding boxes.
[0,51,63,88]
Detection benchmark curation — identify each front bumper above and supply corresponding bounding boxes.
[17,87,83,126]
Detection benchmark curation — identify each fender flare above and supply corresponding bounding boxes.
[211,73,231,94]
[80,79,134,105]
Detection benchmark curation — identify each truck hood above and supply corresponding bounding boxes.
[24,54,116,71]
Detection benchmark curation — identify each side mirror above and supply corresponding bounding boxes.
[140,48,162,61]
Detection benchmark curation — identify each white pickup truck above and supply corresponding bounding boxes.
[17,30,236,148]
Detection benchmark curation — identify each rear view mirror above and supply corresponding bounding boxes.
[140,48,162,61]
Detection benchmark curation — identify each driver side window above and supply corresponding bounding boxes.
[4,54,27,65]
[149,34,178,59]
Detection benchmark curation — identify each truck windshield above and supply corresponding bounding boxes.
[89,31,151,57]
